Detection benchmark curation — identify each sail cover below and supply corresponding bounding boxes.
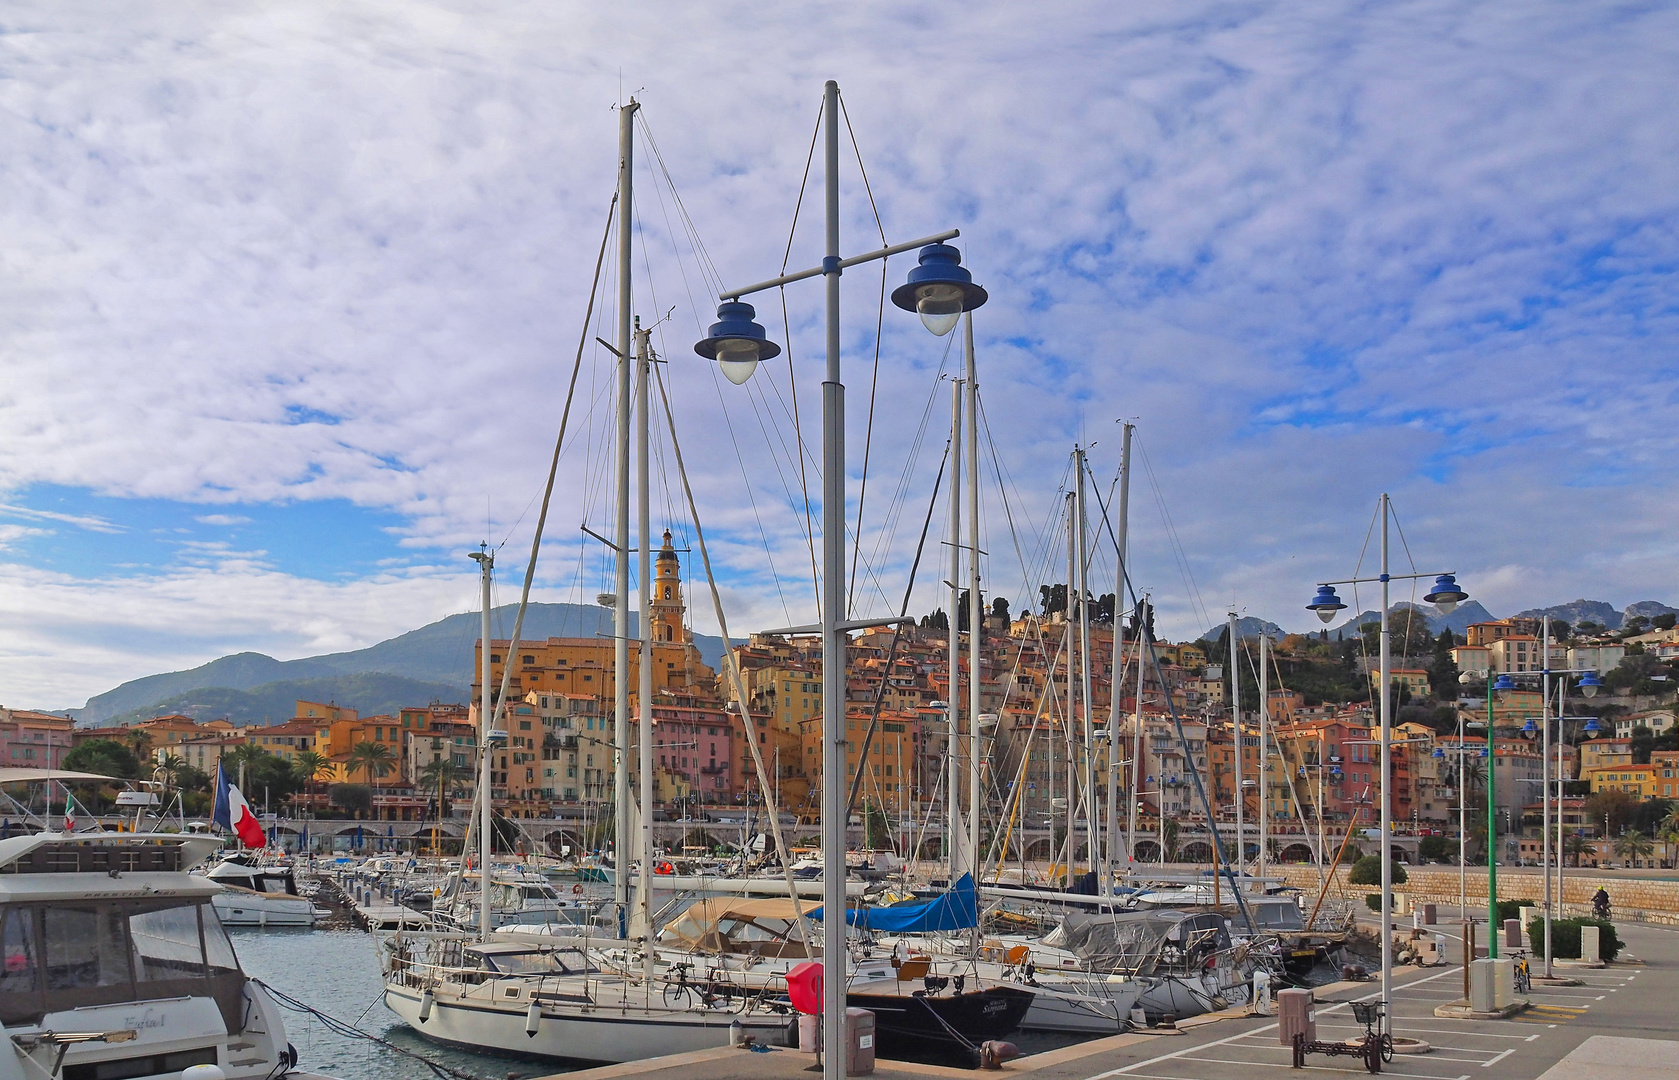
[812,873,977,932]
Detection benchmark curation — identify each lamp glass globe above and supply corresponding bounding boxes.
[915,284,964,336]
[1582,683,1598,698]
[1316,608,1336,624]
[715,338,761,385]
[1434,597,1458,615]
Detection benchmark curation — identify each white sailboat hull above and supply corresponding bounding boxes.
[384,984,792,1064]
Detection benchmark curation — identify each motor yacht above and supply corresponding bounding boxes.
[206,858,327,928]
[0,831,336,1080]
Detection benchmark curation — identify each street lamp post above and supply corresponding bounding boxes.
[1306,493,1468,1037]
[695,80,984,1080]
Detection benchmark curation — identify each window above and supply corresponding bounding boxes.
[0,908,36,996]
[44,906,130,990]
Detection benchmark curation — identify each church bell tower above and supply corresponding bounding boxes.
[650,530,687,644]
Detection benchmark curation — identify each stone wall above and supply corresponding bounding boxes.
[1273,865,1679,925]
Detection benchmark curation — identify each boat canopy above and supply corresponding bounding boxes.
[811,873,977,933]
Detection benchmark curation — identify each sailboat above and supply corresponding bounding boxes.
[380,99,793,1064]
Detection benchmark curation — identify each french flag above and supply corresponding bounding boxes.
[212,763,267,849]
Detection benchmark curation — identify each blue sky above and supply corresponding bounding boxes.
[1,2,1676,709]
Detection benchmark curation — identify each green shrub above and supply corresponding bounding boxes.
[1526,917,1622,961]
[1492,898,1538,924]
[1418,836,1453,861]
[1348,855,1409,886]
[1366,893,1382,912]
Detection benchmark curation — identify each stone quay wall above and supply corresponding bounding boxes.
[1272,865,1679,926]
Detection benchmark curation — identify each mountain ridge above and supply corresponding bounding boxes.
[69,602,736,725]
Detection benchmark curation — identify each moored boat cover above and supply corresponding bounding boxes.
[812,873,977,932]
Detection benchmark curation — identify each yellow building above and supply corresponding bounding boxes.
[798,710,919,823]
[477,533,713,703]
[295,700,358,722]
[1370,669,1432,697]
[1583,764,1659,798]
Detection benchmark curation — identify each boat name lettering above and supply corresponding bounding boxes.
[122,1008,167,1032]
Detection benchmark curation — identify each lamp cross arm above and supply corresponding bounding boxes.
[1316,569,1455,586]
[720,228,960,299]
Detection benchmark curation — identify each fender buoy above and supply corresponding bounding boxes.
[573,883,584,895]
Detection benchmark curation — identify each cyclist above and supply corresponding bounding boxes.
[1593,888,1611,920]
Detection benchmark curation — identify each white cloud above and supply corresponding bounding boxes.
[0,1,1675,693]
[194,514,251,526]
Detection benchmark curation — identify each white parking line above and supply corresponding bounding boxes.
[1481,1048,1516,1068]
[1077,968,1463,1078]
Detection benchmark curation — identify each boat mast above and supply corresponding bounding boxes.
[1229,610,1242,879]
[963,315,983,882]
[1106,424,1132,888]
[635,318,656,980]
[1128,596,1148,872]
[612,96,638,935]
[1062,490,1076,878]
[1075,447,1094,883]
[946,377,964,877]
[469,543,495,943]
[1259,630,1270,883]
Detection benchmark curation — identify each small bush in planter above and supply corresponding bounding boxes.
[1366,892,1382,912]
[1349,855,1409,886]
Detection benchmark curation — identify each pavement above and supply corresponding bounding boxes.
[534,913,1679,1080]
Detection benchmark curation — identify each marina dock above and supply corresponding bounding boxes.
[528,912,1679,1080]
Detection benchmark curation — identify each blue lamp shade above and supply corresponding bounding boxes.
[694,301,782,385]
[1577,671,1603,698]
[1330,765,1343,777]
[1479,748,1489,757]
[1422,573,1469,615]
[1432,748,1445,758]
[1492,674,1516,693]
[1583,717,1602,734]
[1298,766,1307,777]
[890,244,988,336]
[1522,718,1538,734]
[1307,584,1347,624]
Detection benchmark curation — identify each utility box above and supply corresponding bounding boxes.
[1491,957,1516,1009]
[1393,892,1409,916]
[1277,989,1315,1046]
[1580,924,1602,963]
[1520,907,1538,943]
[797,1013,819,1054]
[1419,903,1437,925]
[1504,919,1522,949]
[846,1008,876,1075]
[1469,959,1496,1013]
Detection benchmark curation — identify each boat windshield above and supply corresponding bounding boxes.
[0,900,245,1032]
[474,948,593,976]
[1248,901,1305,931]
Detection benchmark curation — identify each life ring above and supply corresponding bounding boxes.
[573,883,584,895]
[657,862,675,875]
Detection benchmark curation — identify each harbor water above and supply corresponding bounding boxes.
[233,924,1091,1077]
[232,928,578,1080]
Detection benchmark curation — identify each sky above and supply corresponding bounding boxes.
[2,2,1677,710]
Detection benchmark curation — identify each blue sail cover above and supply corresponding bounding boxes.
[811,873,977,932]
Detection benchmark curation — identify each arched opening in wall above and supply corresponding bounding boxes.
[1022,838,1053,861]
[1391,844,1411,864]
[1133,840,1161,862]
[1179,840,1214,863]
[1279,843,1315,863]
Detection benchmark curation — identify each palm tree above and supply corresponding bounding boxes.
[418,758,461,817]
[1563,834,1593,867]
[1613,829,1655,868]
[155,753,185,791]
[221,743,270,783]
[1659,826,1679,870]
[346,741,396,787]
[291,750,331,787]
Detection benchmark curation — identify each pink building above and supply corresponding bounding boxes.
[650,691,735,802]
[0,709,74,768]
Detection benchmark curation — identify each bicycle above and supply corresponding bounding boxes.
[1512,952,1532,995]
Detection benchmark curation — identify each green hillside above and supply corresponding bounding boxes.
[101,673,468,728]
